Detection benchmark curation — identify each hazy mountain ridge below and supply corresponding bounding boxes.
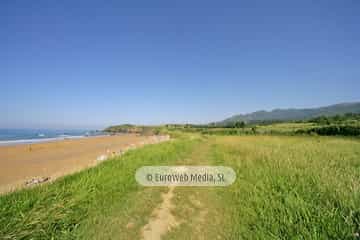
[220,102,360,124]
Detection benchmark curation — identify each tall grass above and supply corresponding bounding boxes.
[211,136,360,239]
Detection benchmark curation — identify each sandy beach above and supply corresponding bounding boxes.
[0,134,169,194]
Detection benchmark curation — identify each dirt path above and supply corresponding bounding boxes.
[140,140,219,240]
[141,187,178,240]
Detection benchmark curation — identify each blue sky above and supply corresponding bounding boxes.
[1,0,360,129]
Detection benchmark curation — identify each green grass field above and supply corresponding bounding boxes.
[1,134,360,239]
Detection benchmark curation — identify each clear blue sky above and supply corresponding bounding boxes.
[1,0,359,129]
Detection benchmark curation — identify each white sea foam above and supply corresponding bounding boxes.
[0,135,85,146]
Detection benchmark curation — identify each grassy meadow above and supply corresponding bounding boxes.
[1,133,360,239]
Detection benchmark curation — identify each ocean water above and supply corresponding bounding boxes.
[0,129,105,146]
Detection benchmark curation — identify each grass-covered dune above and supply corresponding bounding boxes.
[0,138,197,239]
[1,134,360,239]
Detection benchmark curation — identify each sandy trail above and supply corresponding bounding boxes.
[141,186,179,240]
[140,142,211,240]
[0,134,169,193]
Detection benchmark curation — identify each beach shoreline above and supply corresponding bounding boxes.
[0,134,170,194]
[0,129,108,146]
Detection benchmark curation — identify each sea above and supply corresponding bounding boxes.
[0,129,105,146]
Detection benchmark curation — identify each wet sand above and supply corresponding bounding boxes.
[0,134,168,194]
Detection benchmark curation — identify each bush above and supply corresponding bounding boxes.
[298,125,360,136]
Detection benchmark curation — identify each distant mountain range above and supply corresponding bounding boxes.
[219,102,360,125]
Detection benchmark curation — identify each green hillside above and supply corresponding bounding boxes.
[219,102,360,125]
